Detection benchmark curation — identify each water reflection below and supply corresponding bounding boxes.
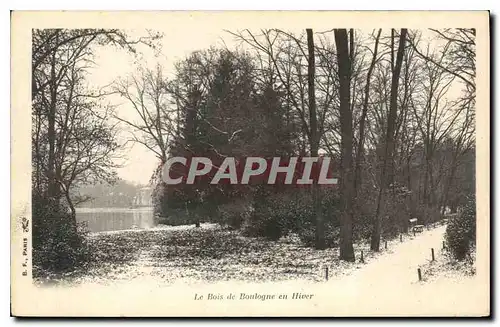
[76,207,154,233]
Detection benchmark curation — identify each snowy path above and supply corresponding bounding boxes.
[337,225,446,286]
[323,225,487,316]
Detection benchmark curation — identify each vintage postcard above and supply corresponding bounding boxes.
[11,11,490,317]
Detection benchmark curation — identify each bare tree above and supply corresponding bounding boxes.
[354,29,382,193]
[114,64,175,163]
[371,29,407,252]
[32,30,124,221]
[334,28,355,261]
[306,28,326,249]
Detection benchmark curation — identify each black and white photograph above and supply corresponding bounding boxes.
[10,11,490,317]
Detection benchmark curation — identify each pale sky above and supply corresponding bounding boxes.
[85,27,459,185]
[87,28,237,185]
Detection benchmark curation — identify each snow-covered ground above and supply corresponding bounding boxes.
[88,222,219,236]
[29,224,488,316]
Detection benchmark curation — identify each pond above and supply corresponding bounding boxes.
[75,207,155,233]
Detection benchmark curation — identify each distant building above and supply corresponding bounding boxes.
[133,187,153,207]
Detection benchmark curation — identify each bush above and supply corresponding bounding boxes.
[414,204,441,226]
[445,196,476,260]
[152,182,168,218]
[241,211,285,241]
[32,194,92,277]
[240,187,288,240]
[157,208,202,226]
[241,187,340,244]
[218,200,252,230]
[297,224,339,248]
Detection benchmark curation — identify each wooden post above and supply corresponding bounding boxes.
[385,241,387,249]
[360,250,364,263]
[443,241,446,249]
[325,267,329,281]
[431,248,435,261]
[400,234,403,242]
[417,268,422,281]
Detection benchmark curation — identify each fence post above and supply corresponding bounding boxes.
[431,248,435,261]
[325,266,329,281]
[417,268,422,281]
[400,234,403,242]
[360,250,364,263]
[385,240,388,250]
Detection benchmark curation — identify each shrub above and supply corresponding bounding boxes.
[241,187,340,244]
[297,224,339,248]
[445,196,476,260]
[152,182,168,218]
[414,204,442,226]
[157,208,201,226]
[241,186,287,240]
[32,194,92,277]
[225,212,244,230]
[352,213,373,242]
[218,200,252,230]
[241,211,285,241]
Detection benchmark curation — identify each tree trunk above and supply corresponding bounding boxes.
[33,111,42,194]
[371,29,407,251]
[47,36,59,201]
[440,154,459,216]
[334,29,355,261]
[354,29,381,193]
[306,28,325,250]
[62,185,78,234]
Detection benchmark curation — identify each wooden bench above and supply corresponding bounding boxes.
[413,225,424,233]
